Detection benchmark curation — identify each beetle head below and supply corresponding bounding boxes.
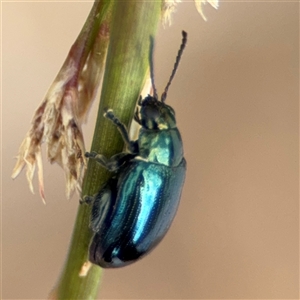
[139,95,176,130]
[138,31,187,130]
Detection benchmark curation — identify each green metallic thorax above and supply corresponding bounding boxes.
[138,128,183,167]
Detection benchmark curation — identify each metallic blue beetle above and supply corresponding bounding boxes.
[83,31,187,268]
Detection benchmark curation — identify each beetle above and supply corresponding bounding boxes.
[82,31,187,268]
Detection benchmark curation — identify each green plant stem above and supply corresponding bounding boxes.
[55,1,161,299]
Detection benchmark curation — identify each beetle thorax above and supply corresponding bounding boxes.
[138,127,183,167]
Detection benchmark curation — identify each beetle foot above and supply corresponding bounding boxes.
[85,151,109,168]
[85,151,98,158]
[104,109,115,120]
[105,109,121,126]
[80,195,94,205]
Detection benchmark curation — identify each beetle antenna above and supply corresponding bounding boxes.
[149,36,158,99]
[161,30,187,102]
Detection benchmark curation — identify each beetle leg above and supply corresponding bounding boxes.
[85,151,108,168]
[134,107,142,125]
[85,151,135,172]
[104,109,138,154]
[105,153,136,172]
[138,95,143,105]
[80,195,94,205]
[90,180,115,232]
